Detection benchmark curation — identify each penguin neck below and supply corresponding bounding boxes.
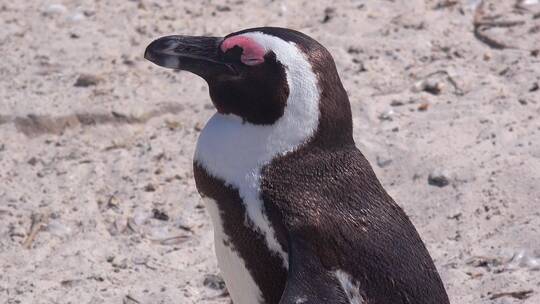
[309,74,355,150]
[301,45,355,150]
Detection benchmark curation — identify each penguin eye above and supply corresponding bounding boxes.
[264,52,277,63]
[222,45,244,63]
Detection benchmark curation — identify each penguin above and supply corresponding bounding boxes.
[145,27,450,304]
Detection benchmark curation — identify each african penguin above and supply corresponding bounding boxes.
[145,27,450,304]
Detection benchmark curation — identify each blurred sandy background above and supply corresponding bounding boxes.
[1,0,540,303]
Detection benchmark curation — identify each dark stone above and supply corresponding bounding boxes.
[143,183,156,192]
[322,7,336,23]
[376,155,393,168]
[391,100,405,107]
[152,208,169,221]
[203,274,226,291]
[27,157,39,166]
[216,5,231,12]
[74,74,102,87]
[428,170,450,187]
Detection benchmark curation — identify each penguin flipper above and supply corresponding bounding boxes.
[279,236,351,304]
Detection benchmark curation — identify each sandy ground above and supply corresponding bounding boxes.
[1,0,540,303]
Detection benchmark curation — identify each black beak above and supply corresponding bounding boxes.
[144,35,237,79]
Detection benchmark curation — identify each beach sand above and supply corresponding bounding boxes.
[1,0,539,303]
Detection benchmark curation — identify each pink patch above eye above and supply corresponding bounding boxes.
[221,36,266,66]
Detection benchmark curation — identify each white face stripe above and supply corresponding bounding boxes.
[335,270,365,304]
[195,32,320,268]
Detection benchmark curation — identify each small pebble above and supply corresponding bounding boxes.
[428,169,451,187]
[144,183,156,192]
[215,5,231,12]
[43,4,67,15]
[424,80,444,95]
[27,157,39,166]
[376,155,393,168]
[378,109,394,121]
[418,103,430,111]
[390,100,404,107]
[74,74,102,87]
[203,274,226,290]
[152,209,169,221]
[412,79,444,95]
[68,12,85,22]
[107,195,121,209]
[322,7,336,23]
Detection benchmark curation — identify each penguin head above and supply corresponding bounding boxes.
[145,27,352,144]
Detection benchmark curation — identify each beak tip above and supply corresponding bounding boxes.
[144,41,158,63]
[143,48,152,62]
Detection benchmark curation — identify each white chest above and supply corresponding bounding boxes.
[195,113,308,268]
